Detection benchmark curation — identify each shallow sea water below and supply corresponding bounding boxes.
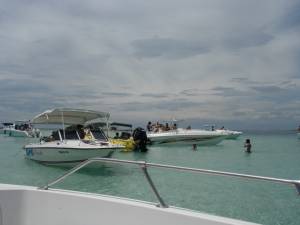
[0,131,299,225]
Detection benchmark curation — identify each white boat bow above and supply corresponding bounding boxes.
[147,128,227,146]
[0,183,258,225]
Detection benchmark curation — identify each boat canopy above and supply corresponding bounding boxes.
[31,108,110,125]
[86,120,132,128]
[14,120,31,125]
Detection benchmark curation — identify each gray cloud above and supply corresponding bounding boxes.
[211,87,249,97]
[180,89,202,97]
[0,0,299,129]
[251,85,300,103]
[251,85,283,93]
[140,93,171,98]
[223,32,273,49]
[276,2,300,30]
[101,92,133,97]
[118,98,202,112]
[0,78,51,93]
[231,78,261,85]
[131,38,210,59]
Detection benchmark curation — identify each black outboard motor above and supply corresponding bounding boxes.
[132,127,148,152]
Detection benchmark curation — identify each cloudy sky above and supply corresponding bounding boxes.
[0,0,299,129]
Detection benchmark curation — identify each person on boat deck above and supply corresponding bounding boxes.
[83,128,93,141]
[298,126,300,132]
[244,139,252,153]
[186,125,191,130]
[158,124,164,132]
[76,125,85,139]
[147,121,152,132]
[211,125,215,131]
[172,123,177,130]
[165,123,170,131]
[153,121,160,133]
[220,126,225,130]
[114,132,120,139]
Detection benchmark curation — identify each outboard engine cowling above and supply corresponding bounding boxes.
[132,127,148,152]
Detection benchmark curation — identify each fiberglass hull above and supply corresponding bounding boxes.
[0,183,258,225]
[24,140,124,164]
[147,129,227,146]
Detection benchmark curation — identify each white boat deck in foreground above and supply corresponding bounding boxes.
[0,184,257,225]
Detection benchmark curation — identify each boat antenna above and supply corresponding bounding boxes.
[61,110,66,141]
[106,114,109,137]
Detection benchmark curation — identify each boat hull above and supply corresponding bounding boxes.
[24,141,123,164]
[147,129,226,146]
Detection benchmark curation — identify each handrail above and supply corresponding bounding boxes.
[40,157,300,208]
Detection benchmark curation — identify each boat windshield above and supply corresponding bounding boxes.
[64,130,79,140]
[43,125,108,142]
[90,128,108,141]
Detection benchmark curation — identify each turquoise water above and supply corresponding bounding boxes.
[0,132,299,225]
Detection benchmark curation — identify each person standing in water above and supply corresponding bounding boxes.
[244,139,252,153]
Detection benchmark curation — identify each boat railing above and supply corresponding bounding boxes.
[40,157,300,208]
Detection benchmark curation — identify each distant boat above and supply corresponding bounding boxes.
[147,128,227,146]
[0,122,14,134]
[24,108,124,165]
[1,121,40,138]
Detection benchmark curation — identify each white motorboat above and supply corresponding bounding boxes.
[216,129,243,139]
[24,108,124,164]
[147,128,227,146]
[2,120,40,138]
[1,157,299,225]
[0,122,14,134]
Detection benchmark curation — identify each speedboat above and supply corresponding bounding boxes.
[24,108,124,164]
[0,122,14,134]
[147,128,227,146]
[1,121,40,138]
[215,129,243,139]
[1,157,299,225]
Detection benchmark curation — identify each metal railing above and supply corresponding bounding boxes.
[40,157,300,208]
